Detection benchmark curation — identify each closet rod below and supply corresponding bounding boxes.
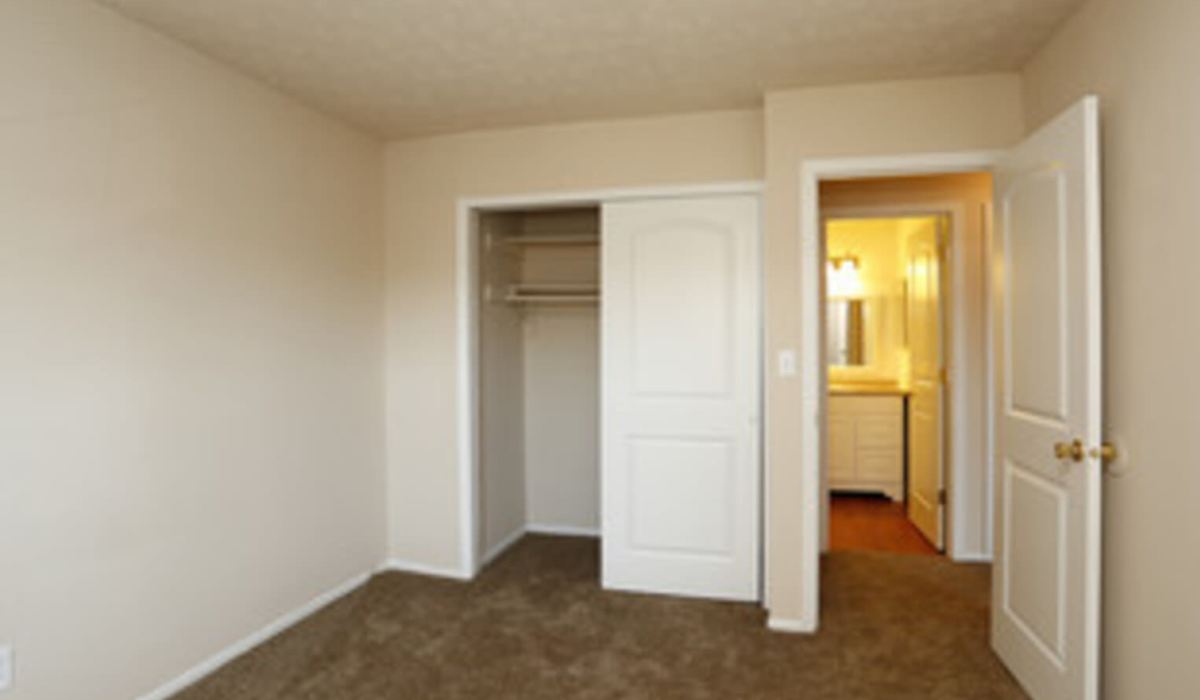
[505,283,599,305]
[505,234,599,246]
[505,294,599,304]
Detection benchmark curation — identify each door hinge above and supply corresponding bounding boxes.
[938,488,947,505]
[939,367,949,384]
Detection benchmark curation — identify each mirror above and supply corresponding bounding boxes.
[827,299,866,366]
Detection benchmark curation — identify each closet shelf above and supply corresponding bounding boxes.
[505,283,600,305]
[505,234,600,247]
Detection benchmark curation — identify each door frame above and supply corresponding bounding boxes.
[795,152,1000,630]
[455,181,764,579]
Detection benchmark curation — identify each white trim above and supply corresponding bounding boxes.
[381,558,473,581]
[951,551,994,564]
[455,199,480,580]
[481,527,526,566]
[135,571,370,700]
[796,151,1001,633]
[458,181,763,213]
[525,523,601,538]
[766,616,816,634]
[456,180,765,580]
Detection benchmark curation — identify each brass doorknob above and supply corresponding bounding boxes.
[1054,439,1085,462]
[1089,442,1118,461]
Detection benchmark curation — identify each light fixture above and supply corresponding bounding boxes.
[827,255,863,299]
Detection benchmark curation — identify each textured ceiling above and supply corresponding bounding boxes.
[94,0,1083,138]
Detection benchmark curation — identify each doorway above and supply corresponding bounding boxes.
[795,99,1104,700]
[823,213,950,557]
[817,173,996,564]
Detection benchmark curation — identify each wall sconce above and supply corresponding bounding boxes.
[827,255,863,299]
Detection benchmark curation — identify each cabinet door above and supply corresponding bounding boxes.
[827,415,856,483]
[856,449,902,482]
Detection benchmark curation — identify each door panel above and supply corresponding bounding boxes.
[905,217,945,549]
[601,195,761,601]
[631,225,732,396]
[992,97,1102,700]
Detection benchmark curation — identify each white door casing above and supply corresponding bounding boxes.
[906,217,947,550]
[991,97,1102,700]
[601,195,761,601]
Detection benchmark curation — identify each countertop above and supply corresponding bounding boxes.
[828,382,911,396]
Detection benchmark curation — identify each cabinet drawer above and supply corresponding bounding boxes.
[857,415,903,449]
[828,395,903,418]
[857,449,902,481]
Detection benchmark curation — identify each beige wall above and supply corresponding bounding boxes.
[1022,0,1200,696]
[0,2,385,699]
[383,76,1023,618]
[383,110,764,567]
[762,75,1024,621]
[477,213,527,556]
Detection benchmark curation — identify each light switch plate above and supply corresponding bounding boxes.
[778,349,797,377]
[0,644,12,691]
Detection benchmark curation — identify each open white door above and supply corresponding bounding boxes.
[905,216,946,550]
[601,195,760,601]
[992,97,1103,700]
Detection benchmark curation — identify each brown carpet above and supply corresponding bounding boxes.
[174,535,1027,699]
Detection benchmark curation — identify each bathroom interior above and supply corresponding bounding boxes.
[825,215,946,557]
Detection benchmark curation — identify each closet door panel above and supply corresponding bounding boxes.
[601,194,760,602]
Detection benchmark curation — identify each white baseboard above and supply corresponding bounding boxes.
[135,570,371,700]
[525,523,600,538]
[482,527,526,566]
[767,616,817,634]
[950,551,993,564]
[380,558,472,580]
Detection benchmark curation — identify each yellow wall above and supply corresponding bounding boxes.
[1023,0,1200,695]
[825,218,910,383]
[0,1,386,699]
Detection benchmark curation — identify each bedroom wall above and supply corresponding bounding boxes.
[0,2,385,698]
[1022,0,1200,695]
[382,74,1024,620]
[477,213,528,558]
[761,74,1024,624]
[383,109,765,570]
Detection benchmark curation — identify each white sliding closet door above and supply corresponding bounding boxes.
[601,195,761,602]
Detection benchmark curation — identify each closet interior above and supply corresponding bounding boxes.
[477,205,601,563]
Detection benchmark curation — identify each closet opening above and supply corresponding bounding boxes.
[459,184,764,599]
[474,205,603,569]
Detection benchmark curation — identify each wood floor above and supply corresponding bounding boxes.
[830,493,940,556]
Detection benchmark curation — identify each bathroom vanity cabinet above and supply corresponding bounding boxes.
[827,391,906,500]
